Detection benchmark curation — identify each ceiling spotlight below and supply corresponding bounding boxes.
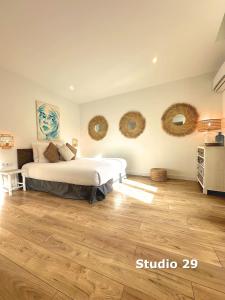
[152,56,157,64]
[69,85,75,91]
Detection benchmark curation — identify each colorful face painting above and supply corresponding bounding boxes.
[36,101,60,140]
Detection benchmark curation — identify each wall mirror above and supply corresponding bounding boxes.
[88,115,108,140]
[172,114,186,126]
[94,124,102,132]
[161,103,198,136]
[119,111,145,138]
[127,120,137,130]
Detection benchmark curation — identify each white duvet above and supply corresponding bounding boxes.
[22,158,127,186]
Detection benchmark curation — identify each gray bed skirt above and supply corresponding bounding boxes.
[25,177,113,203]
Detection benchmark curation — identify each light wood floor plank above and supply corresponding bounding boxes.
[0,253,56,300]
[140,223,221,266]
[121,286,194,300]
[52,291,73,300]
[140,221,225,249]
[135,245,225,293]
[0,176,225,299]
[0,228,123,299]
[192,283,225,300]
[215,249,225,268]
[0,225,193,299]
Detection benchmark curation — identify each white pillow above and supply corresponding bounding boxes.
[32,141,63,163]
[58,144,75,161]
[37,143,49,163]
[32,142,49,163]
[32,143,39,162]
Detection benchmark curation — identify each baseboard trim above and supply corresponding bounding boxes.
[126,170,195,181]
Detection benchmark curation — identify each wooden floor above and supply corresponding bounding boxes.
[0,176,225,299]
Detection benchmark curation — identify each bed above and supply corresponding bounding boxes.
[17,149,126,203]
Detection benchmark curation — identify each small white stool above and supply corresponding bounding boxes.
[0,169,26,196]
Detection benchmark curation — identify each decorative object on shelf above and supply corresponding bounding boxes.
[197,119,221,144]
[88,115,108,140]
[150,168,167,182]
[215,131,224,146]
[119,111,145,138]
[0,133,14,149]
[72,138,78,147]
[161,103,199,137]
[36,100,60,141]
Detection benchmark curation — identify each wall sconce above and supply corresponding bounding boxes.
[72,138,78,148]
[0,133,14,149]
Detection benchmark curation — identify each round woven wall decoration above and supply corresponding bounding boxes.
[161,103,199,137]
[88,115,108,140]
[119,111,146,138]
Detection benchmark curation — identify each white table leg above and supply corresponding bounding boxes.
[119,173,122,183]
[8,174,12,196]
[0,174,3,189]
[22,174,26,191]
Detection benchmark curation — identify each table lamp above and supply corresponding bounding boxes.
[72,138,78,148]
[197,119,222,145]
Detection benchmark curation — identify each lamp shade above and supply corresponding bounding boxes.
[0,133,14,149]
[197,119,221,132]
[72,138,78,147]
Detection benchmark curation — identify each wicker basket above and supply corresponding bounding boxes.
[150,168,167,182]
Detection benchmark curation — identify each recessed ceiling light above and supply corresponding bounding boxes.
[152,56,157,64]
[69,85,75,91]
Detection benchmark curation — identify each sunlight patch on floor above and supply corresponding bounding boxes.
[113,182,154,203]
[113,193,124,208]
[123,179,158,193]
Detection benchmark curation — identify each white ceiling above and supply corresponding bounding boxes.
[0,0,224,103]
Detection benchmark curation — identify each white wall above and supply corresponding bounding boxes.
[80,73,222,180]
[222,91,225,117]
[0,67,80,168]
[0,69,221,180]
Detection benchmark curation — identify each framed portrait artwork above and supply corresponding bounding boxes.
[36,100,60,141]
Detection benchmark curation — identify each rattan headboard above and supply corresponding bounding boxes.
[17,149,34,169]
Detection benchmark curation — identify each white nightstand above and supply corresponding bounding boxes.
[0,169,26,196]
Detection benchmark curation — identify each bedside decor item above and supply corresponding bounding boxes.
[150,168,167,182]
[72,138,78,147]
[88,115,108,140]
[0,133,14,149]
[161,103,199,136]
[36,100,60,141]
[215,131,224,145]
[119,111,145,138]
[197,119,221,144]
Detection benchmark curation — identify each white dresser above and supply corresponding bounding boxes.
[197,146,225,194]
